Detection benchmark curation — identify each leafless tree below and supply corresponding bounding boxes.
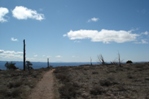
[98,54,105,65]
[90,57,92,66]
[118,52,123,66]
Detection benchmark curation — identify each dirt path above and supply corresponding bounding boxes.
[28,69,55,99]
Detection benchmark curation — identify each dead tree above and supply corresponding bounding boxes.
[118,52,123,66]
[23,39,26,71]
[98,54,105,65]
[90,57,92,66]
[47,58,50,68]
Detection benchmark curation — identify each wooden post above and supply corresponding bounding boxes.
[23,39,26,71]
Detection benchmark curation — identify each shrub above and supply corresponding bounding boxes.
[100,79,112,87]
[26,61,33,70]
[90,86,106,95]
[5,62,18,70]
[59,83,79,98]
[92,71,98,74]
[7,88,22,98]
[98,54,106,65]
[117,85,127,91]
[7,80,22,88]
[126,60,133,64]
[99,78,118,87]
[55,73,70,82]
[0,86,8,98]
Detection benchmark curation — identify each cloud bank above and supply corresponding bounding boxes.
[12,6,44,21]
[63,29,138,43]
[0,49,23,60]
[0,7,9,22]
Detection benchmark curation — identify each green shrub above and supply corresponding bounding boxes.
[126,60,133,64]
[26,61,33,70]
[5,62,18,70]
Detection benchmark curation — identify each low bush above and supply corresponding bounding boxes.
[126,60,133,64]
[117,85,127,91]
[100,79,112,87]
[92,71,98,74]
[7,80,22,89]
[54,67,80,99]
[90,86,106,95]
[55,73,70,82]
[100,77,118,87]
[7,88,22,98]
[5,62,18,70]
[59,83,80,99]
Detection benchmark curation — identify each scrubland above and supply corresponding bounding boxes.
[0,68,49,99]
[54,63,149,99]
[1,63,149,99]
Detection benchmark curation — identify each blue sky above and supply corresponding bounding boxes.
[0,0,149,62]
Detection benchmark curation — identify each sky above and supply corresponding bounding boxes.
[0,0,149,62]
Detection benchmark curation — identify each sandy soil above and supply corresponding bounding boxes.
[28,69,55,99]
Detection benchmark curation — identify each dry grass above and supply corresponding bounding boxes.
[0,68,50,99]
[54,63,149,99]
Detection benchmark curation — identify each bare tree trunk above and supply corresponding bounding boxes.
[98,54,105,65]
[23,39,26,71]
[118,52,121,66]
[47,58,50,68]
[90,57,92,66]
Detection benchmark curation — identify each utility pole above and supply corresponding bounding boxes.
[23,39,26,71]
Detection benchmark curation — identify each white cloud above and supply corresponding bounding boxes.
[0,7,9,22]
[63,29,139,43]
[135,39,148,44]
[12,6,44,21]
[0,49,23,60]
[42,55,51,58]
[0,50,4,53]
[0,50,23,54]
[11,37,18,41]
[46,56,51,58]
[143,31,148,35]
[55,55,62,58]
[88,17,99,22]
[141,39,148,44]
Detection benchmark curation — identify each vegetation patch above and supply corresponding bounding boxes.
[54,63,149,99]
[0,68,49,99]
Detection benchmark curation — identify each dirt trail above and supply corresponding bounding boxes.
[28,69,55,99]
